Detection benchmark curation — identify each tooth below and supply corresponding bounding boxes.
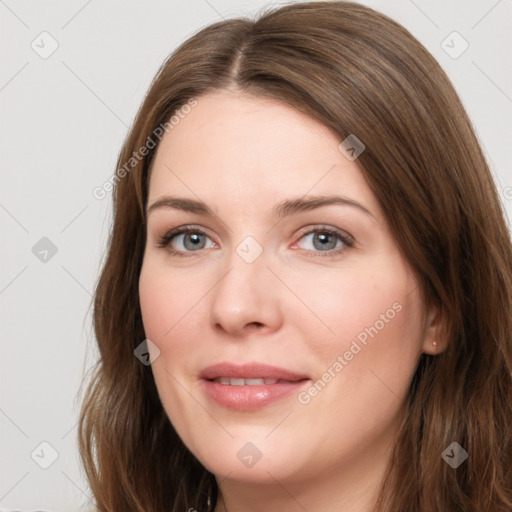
[214,377,281,385]
[245,378,265,385]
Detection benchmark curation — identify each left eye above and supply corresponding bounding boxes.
[294,228,353,254]
[301,230,344,252]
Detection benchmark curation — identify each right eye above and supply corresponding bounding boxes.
[156,226,216,256]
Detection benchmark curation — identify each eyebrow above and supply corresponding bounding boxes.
[146,194,374,219]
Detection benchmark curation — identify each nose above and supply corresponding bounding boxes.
[209,251,283,338]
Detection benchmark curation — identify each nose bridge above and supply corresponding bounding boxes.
[209,236,282,335]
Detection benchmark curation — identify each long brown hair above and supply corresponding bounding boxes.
[78,2,512,510]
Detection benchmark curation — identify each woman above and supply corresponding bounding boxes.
[78,2,512,511]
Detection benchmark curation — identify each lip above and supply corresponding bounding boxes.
[200,362,310,411]
[200,362,309,381]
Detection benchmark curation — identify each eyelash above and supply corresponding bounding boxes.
[156,224,355,258]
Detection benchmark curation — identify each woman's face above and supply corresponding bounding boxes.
[139,91,435,489]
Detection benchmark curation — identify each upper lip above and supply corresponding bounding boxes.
[200,362,309,382]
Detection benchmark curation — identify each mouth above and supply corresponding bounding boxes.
[200,362,311,411]
[209,377,298,385]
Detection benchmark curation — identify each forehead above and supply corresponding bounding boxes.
[147,91,380,217]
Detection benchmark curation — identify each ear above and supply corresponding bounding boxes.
[422,304,447,355]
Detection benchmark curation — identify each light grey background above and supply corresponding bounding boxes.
[1,0,511,510]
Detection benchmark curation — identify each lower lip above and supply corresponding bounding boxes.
[202,379,310,411]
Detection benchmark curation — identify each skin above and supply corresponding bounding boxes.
[138,90,441,512]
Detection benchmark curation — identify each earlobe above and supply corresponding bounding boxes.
[422,306,446,355]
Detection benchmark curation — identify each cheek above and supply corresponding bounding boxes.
[296,254,424,391]
[288,272,423,460]
[139,261,196,342]
[138,262,208,442]
[322,252,423,349]
[139,268,172,343]
[287,260,420,350]
[138,260,211,376]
